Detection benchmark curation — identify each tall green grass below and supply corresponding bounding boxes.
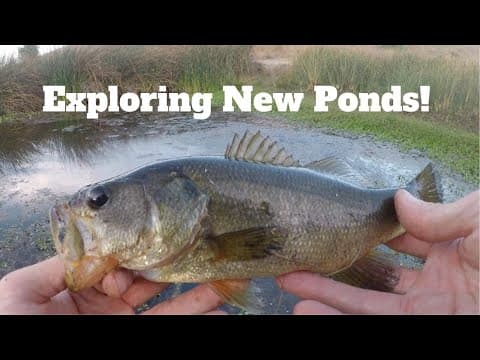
[0,45,253,115]
[40,46,93,92]
[0,45,478,182]
[279,47,479,132]
[177,46,252,92]
[279,96,479,183]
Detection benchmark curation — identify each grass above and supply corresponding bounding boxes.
[177,45,253,92]
[0,56,44,115]
[278,47,479,132]
[0,45,478,182]
[214,85,478,182]
[278,95,479,183]
[41,46,92,92]
[0,45,253,114]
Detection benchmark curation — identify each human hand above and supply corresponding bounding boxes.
[277,189,479,314]
[0,256,225,315]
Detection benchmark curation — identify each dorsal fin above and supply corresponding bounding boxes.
[225,130,300,167]
[305,156,370,187]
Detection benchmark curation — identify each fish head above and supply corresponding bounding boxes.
[49,179,152,291]
[50,171,209,291]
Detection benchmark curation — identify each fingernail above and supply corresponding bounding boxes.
[398,189,416,202]
[113,272,121,296]
[276,276,285,290]
[115,271,131,296]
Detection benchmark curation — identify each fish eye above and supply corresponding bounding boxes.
[87,186,109,209]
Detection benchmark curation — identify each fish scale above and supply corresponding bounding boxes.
[134,156,401,280]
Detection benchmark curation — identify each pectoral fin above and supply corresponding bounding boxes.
[208,227,283,261]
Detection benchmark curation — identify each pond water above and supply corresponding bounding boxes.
[0,112,475,314]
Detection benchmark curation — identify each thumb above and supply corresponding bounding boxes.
[1,256,67,302]
[101,269,134,298]
[395,189,479,243]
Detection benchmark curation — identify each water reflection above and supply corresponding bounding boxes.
[0,115,229,200]
[0,114,225,175]
[0,126,41,172]
[0,121,109,173]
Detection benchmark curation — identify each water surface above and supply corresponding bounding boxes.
[0,112,475,313]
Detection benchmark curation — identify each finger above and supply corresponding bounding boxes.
[395,189,479,243]
[459,229,479,269]
[2,256,66,302]
[101,269,134,298]
[69,287,134,314]
[93,283,105,293]
[278,271,403,314]
[44,290,79,314]
[387,233,432,258]
[204,310,227,315]
[122,278,169,308]
[143,284,223,315]
[394,268,420,294]
[293,300,343,315]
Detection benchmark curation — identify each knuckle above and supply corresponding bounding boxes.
[0,274,18,296]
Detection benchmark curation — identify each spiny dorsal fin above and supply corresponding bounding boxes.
[305,156,370,187]
[225,130,300,167]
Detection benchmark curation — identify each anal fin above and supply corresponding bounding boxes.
[330,247,402,292]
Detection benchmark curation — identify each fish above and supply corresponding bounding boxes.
[49,130,442,312]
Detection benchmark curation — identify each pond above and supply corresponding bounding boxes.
[0,112,475,314]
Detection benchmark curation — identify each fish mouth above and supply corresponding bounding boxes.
[49,204,117,291]
[49,204,76,259]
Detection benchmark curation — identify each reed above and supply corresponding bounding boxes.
[279,47,479,132]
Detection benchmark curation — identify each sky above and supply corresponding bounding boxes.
[0,45,63,58]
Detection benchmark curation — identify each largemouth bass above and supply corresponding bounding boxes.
[49,131,442,312]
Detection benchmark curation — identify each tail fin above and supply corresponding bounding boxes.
[405,163,442,203]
